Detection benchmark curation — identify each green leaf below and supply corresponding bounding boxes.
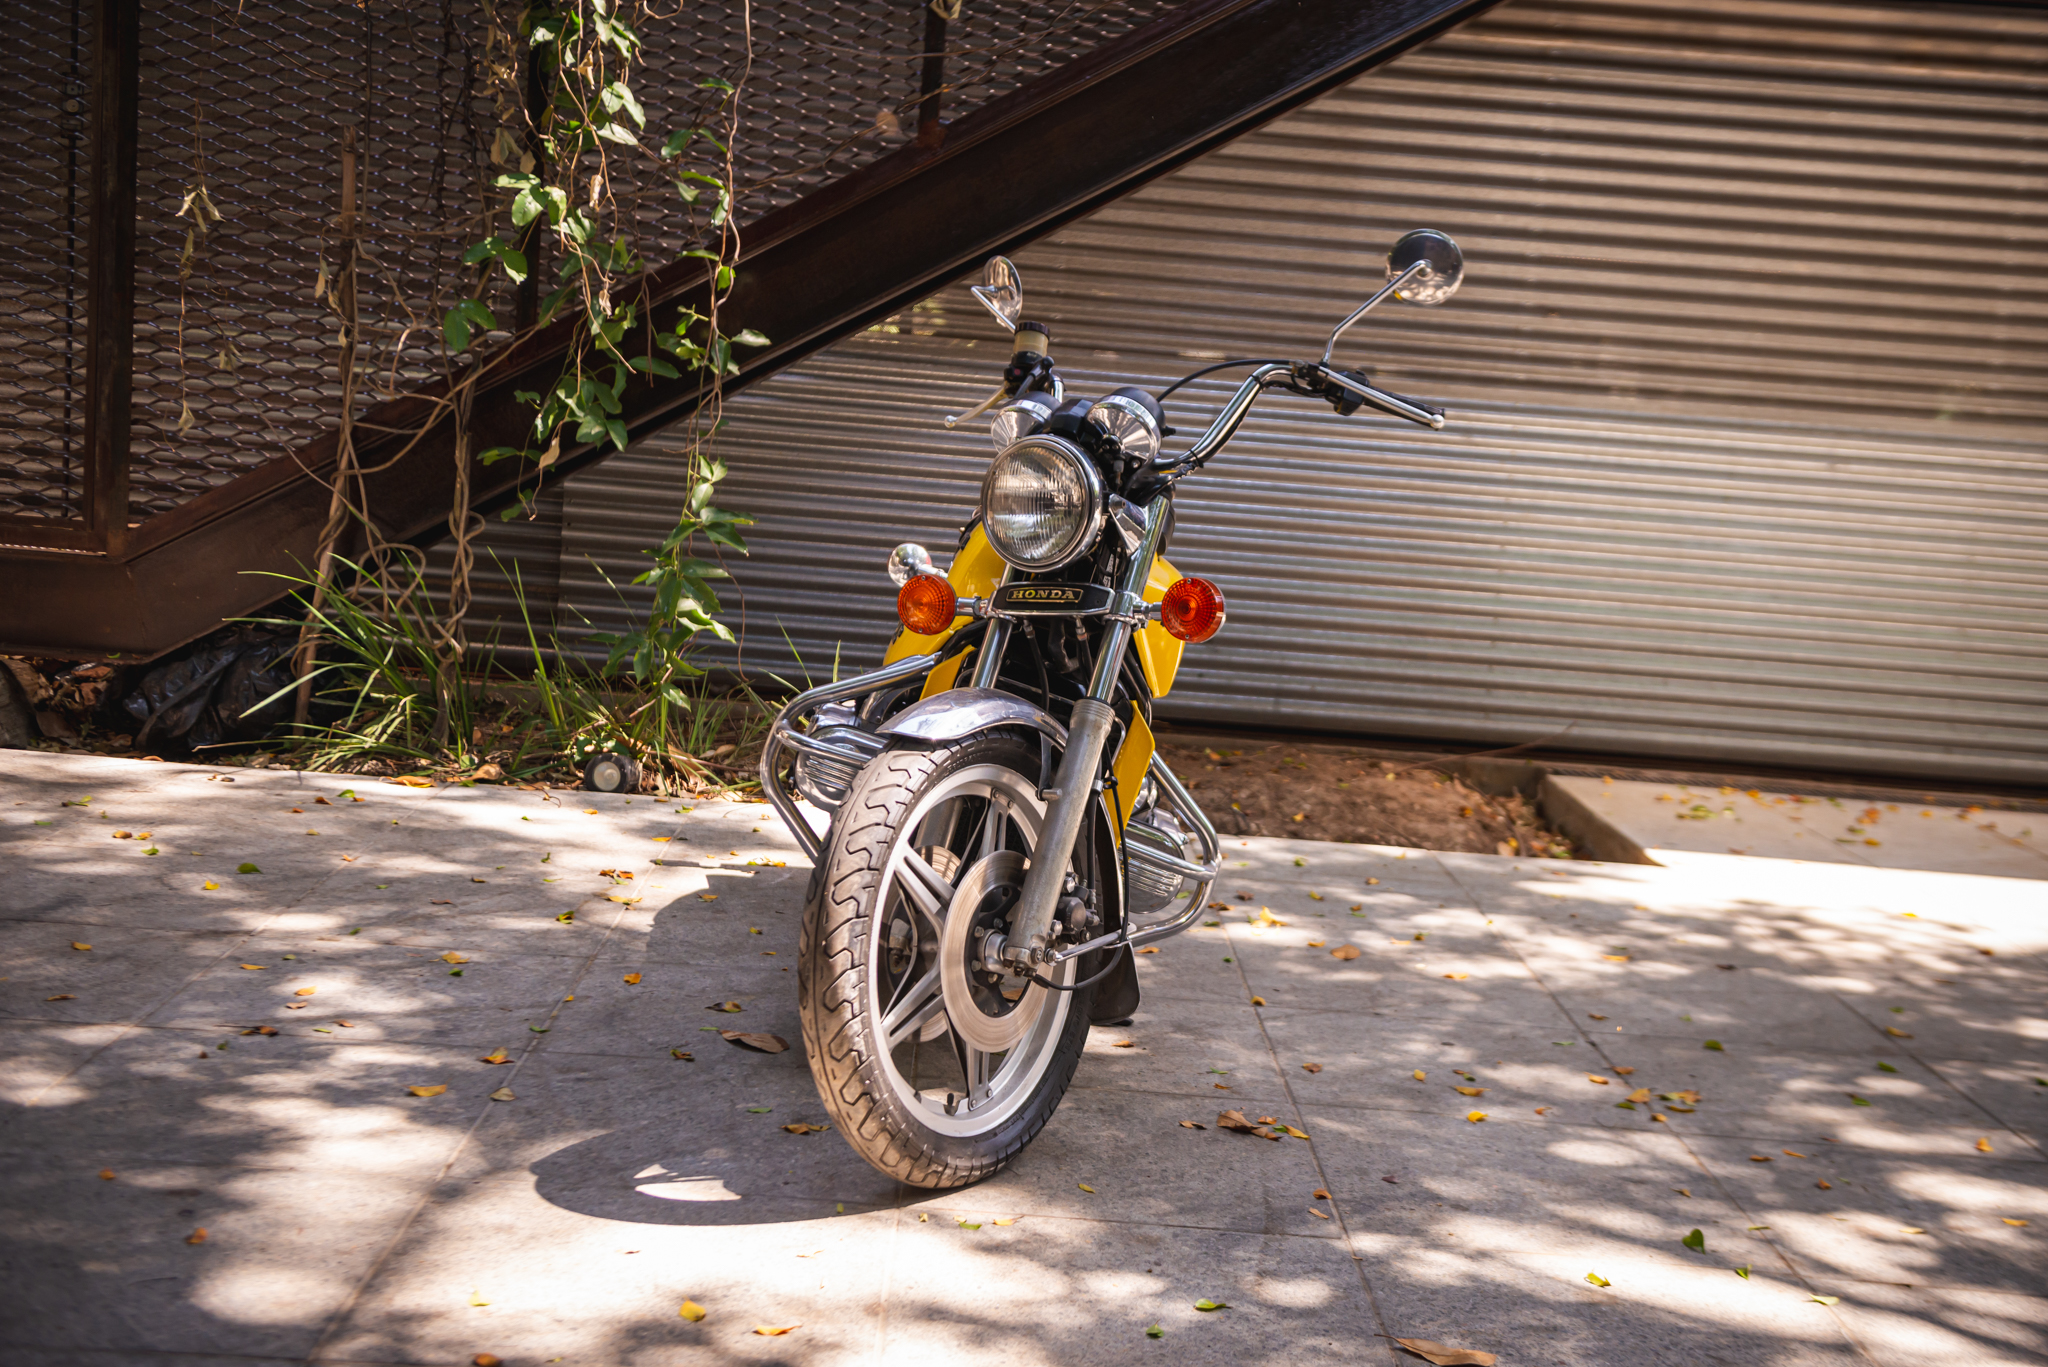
[1809,1294,1840,1306]
[596,122,640,146]
[730,328,770,348]
[1192,1299,1228,1312]
[600,80,646,128]
[1734,1266,1751,1280]
[698,76,735,93]
[1585,1271,1610,1287]
[715,264,734,291]
[236,862,261,874]
[1849,1094,1872,1106]
[1145,1325,1163,1339]
[1876,1061,1899,1073]
[1682,1228,1705,1253]
[1703,1039,1725,1051]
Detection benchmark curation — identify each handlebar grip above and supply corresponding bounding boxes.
[1316,366,1446,430]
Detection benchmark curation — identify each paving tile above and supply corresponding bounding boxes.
[0,1027,490,1178]
[0,1018,129,1110]
[1684,1133,2048,1295]
[880,1220,1381,1367]
[1828,1283,2048,1366]
[1354,1242,1867,1366]
[1305,1105,1737,1260]
[319,1169,893,1367]
[137,937,591,1048]
[0,1159,425,1360]
[1071,994,1286,1106]
[0,921,245,1028]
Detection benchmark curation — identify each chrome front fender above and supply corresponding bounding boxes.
[875,687,1068,747]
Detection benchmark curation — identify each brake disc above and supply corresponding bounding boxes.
[938,850,1048,1053]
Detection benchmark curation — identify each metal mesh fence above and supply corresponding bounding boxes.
[1,0,1180,527]
[1,0,95,521]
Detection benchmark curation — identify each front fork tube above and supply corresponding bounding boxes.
[1007,495,1169,960]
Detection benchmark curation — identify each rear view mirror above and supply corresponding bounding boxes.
[1386,229,1464,306]
[1322,228,1466,365]
[970,256,1023,331]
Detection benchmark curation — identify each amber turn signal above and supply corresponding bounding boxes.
[1160,576,1226,643]
[897,575,958,635]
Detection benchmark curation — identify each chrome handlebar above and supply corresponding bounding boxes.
[1159,359,1445,475]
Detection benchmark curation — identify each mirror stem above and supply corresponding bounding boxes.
[1321,259,1429,367]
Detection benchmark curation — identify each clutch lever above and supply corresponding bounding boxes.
[945,383,1009,429]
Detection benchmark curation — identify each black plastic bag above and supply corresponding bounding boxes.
[124,626,298,750]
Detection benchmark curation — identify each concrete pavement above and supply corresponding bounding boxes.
[3,750,2044,1366]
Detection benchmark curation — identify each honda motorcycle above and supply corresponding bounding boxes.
[759,229,1466,1187]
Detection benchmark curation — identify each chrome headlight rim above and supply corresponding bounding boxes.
[1085,391,1162,465]
[980,434,1106,573]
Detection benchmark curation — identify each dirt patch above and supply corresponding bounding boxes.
[1159,739,1576,858]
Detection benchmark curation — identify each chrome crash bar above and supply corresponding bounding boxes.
[758,649,944,860]
[1046,753,1221,964]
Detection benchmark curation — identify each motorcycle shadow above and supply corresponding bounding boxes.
[529,1116,916,1227]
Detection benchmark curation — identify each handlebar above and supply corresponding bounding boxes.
[1161,361,1447,477]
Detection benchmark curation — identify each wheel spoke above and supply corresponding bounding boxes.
[883,967,946,1050]
[896,848,956,924]
[977,793,1009,861]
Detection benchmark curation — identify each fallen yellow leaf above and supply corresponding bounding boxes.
[1331,944,1362,960]
[488,1087,515,1102]
[1978,1137,1994,1153]
[441,952,470,964]
[1455,1086,1485,1097]
[186,1227,208,1244]
[238,964,266,971]
[623,972,642,985]
[2004,1218,2030,1227]
[1137,946,1160,954]
[1625,1088,1652,1103]
[1443,973,1469,980]
[1603,954,1630,962]
[1413,1070,1427,1081]
[1309,1206,1330,1219]
[479,1048,510,1064]
[1587,1074,1611,1085]
[1302,1062,1323,1073]
[201,881,219,890]
[99,1168,116,1181]
[678,1300,707,1321]
[1466,1111,1487,1123]
[1250,996,1267,1006]
[70,942,91,951]
[753,1325,799,1337]
[1306,940,1326,948]
[408,1084,448,1098]
[294,986,316,996]
[1078,1183,1095,1193]
[782,1122,830,1134]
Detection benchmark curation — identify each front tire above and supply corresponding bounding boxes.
[797,732,1093,1189]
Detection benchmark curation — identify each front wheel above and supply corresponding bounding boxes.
[797,732,1093,1188]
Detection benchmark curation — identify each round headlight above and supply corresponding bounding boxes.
[989,391,1056,451]
[1085,387,1164,465]
[981,435,1104,572]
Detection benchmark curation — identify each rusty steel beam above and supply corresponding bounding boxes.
[1,0,1497,660]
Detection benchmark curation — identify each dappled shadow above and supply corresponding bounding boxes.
[4,751,2046,1365]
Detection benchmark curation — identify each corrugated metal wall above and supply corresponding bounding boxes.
[453,0,2048,785]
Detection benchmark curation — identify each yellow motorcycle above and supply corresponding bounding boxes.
[759,230,1465,1187]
